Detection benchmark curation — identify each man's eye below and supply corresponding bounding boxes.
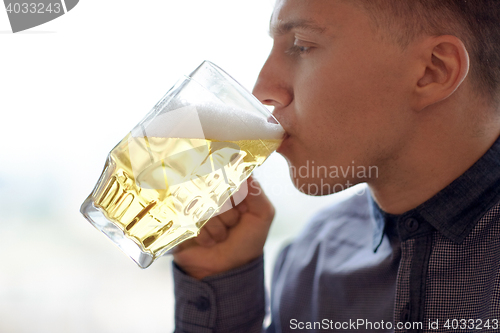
[286,44,312,56]
[297,45,312,53]
[286,38,314,57]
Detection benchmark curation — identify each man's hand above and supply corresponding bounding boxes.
[173,177,274,280]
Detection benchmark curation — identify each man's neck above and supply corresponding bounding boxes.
[368,102,500,215]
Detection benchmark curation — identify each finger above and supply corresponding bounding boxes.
[172,238,197,253]
[195,227,216,247]
[236,201,248,214]
[203,217,229,242]
[243,176,274,221]
[216,207,240,228]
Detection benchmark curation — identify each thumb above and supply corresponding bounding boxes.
[238,176,274,222]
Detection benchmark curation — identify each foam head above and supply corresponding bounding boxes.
[137,102,284,141]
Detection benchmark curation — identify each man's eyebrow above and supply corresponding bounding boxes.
[269,19,327,37]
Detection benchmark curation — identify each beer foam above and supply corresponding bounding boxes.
[139,103,284,141]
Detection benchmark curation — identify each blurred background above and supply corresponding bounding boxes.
[0,1,363,331]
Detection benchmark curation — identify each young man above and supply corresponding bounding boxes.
[172,0,500,332]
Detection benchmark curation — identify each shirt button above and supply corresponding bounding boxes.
[194,296,211,312]
[405,218,419,232]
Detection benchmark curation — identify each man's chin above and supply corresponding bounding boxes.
[290,177,351,196]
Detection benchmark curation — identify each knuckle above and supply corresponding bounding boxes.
[196,229,215,247]
[206,224,228,242]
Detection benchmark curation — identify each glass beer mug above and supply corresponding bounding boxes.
[80,61,284,268]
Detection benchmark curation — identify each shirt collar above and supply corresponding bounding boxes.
[370,135,500,251]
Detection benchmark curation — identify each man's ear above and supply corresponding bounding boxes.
[413,35,470,111]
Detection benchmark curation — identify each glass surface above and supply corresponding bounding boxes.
[80,61,284,268]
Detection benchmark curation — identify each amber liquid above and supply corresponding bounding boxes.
[89,133,280,256]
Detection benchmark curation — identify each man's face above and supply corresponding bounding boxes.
[253,0,417,195]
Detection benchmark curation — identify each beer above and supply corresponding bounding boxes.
[81,102,283,267]
[89,135,280,253]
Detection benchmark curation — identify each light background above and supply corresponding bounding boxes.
[0,1,363,332]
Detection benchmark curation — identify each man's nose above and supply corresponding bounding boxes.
[252,51,293,109]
